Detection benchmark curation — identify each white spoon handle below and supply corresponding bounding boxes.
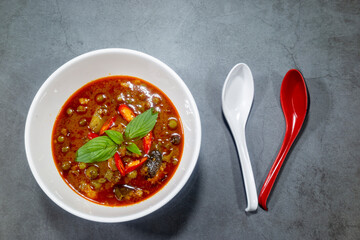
[234,127,258,212]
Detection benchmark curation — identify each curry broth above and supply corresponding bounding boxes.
[52,76,184,206]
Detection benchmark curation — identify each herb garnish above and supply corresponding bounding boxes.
[75,136,118,163]
[126,142,141,155]
[125,108,158,139]
[105,130,124,145]
[75,108,158,163]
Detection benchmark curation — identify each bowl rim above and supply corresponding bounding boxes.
[24,48,201,222]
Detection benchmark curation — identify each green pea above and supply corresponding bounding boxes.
[61,161,71,170]
[90,180,102,190]
[62,146,70,153]
[85,166,99,179]
[168,118,178,129]
[78,162,87,169]
[57,135,65,143]
[79,118,87,126]
[66,108,74,116]
[76,105,87,113]
[96,93,106,103]
[98,178,107,184]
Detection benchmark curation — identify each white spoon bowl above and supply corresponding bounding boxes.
[222,63,258,212]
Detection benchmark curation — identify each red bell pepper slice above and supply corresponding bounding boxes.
[114,152,126,176]
[87,132,99,140]
[118,104,135,122]
[125,157,148,174]
[99,116,116,135]
[143,131,153,155]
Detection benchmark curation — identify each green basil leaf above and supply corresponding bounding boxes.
[105,130,124,145]
[75,136,118,163]
[126,142,141,155]
[125,108,158,139]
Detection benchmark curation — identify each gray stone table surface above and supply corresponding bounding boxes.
[0,0,359,239]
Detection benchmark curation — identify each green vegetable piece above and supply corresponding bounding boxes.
[125,108,158,140]
[104,170,114,181]
[75,136,118,163]
[61,161,71,171]
[126,142,141,155]
[77,105,87,113]
[98,178,107,183]
[57,135,65,143]
[66,108,74,116]
[90,180,102,190]
[85,165,99,179]
[114,186,131,201]
[168,118,178,129]
[105,130,124,145]
[79,118,87,126]
[172,158,179,165]
[62,146,70,153]
[127,170,137,179]
[96,93,106,103]
[78,162,87,169]
[89,107,106,133]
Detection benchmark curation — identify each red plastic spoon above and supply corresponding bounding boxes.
[258,69,309,210]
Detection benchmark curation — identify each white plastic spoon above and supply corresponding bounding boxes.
[222,63,258,212]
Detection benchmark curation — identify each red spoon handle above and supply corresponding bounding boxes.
[258,130,294,210]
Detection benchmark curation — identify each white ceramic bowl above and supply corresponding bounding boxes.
[24,48,201,222]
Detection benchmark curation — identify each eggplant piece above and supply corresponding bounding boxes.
[144,150,162,178]
[114,184,134,201]
[89,107,106,133]
[170,133,181,145]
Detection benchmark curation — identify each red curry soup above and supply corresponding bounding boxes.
[52,76,184,206]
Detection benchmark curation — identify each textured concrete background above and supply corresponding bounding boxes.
[0,0,359,239]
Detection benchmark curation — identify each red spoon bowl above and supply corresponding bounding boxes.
[258,69,309,210]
